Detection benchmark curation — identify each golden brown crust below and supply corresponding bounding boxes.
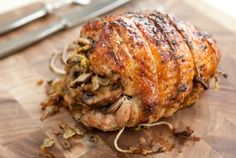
[147,12,195,120]
[73,11,220,130]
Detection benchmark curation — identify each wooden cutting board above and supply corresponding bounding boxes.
[0,0,235,157]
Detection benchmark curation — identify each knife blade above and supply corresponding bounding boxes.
[0,0,92,35]
[0,0,129,59]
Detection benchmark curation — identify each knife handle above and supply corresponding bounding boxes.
[0,4,54,35]
[0,20,66,59]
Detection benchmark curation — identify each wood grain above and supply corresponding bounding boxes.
[0,0,235,157]
[0,91,40,145]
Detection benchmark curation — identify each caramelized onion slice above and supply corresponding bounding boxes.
[70,73,92,88]
[74,45,91,52]
[75,37,91,45]
[50,53,66,75]
[62,43,74,64]
[67,54,90,66]
[91,76,100,91]
[91,76,110,91]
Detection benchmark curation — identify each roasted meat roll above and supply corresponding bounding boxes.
[43,11,220,131]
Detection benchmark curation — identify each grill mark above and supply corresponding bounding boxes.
[106,18,137,77]
[107,20,130,70]
[124,14,160,79]
[200,32,219,77]
[200,33,217,77]
[81,19,104,41]
[107,50,124,69]
[189,26,216,82]
[167,14,198,73]
[153,12,196,105]
[143,15,178,108]
[115,18,156,81]
[192,31,211,79]
[137,14,178,107]
[148,12,181,103]
[166,14,211,90]
[125,13,183,122]
[165,14,199,94]
[124,13,163,120]
[167,15,199,77]
[125,17,157,83]
[107,18,141,84]
[121,17,159,117]
[126,14,159,74]
[91,18,135,78]
[107,16,159,120]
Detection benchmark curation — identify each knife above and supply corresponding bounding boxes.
[0,0,129,59]
[0,0,91,35]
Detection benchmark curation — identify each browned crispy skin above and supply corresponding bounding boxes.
[70,11,221,131]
